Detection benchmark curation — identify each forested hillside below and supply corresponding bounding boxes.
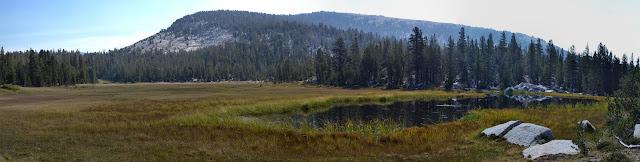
[88,11,381,82]
[1,10,636,96]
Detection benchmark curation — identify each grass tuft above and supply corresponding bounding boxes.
[0,84,20,91]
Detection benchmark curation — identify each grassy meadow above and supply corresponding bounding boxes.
[0,82,612,161]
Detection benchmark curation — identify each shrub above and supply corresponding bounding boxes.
[603,152,631,162]
[590,128,603,146]
[607,69,640,141]
[596,141,622,152]
[1,84,20,91]
[573,123,588,155]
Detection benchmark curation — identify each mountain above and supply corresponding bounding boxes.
[289,11,549,49]
[127,10,550,53]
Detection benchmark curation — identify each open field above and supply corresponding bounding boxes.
[0,82,614,161]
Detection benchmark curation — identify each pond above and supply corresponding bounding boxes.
[261,95,597,129]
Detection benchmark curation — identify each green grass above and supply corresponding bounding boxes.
[0,82,613,161]
[0,84,20,91]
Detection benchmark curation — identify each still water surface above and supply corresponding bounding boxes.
[263,95,596,128]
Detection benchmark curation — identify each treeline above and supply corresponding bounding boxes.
[312,27,638,95]
[0,47,97,87]
[81,26,638,96]
[4,25,637,96]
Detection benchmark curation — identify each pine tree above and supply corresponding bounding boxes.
[0,47,4,85]
[345,38,361,87]
[485,34,496,88]
[564,46,578,91]
[389,40,405,89]
[543,40,557,86]
[556,49,565,87]
[535,39,544,84]
[497,32,508,89]
[472,39,482,88]
[457,27,469,87]
[331,38,347,86]
[507,33,521,85]
[444,36,456,91]
[478,36,488,89]
[580,45,593,93]
[408,27,425,87]
[28,50,43,87]
[526,41,537,83]
[427,34,441,86]
[315,49,330,85]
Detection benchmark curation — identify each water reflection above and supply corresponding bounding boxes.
[263,95,595,128]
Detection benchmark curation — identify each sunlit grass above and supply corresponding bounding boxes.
[0,82,609,161]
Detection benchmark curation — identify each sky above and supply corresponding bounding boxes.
[1,0,638,60]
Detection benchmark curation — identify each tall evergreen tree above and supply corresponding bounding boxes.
[497,32,509,88]
[0,47,4,85]
[331,38,347,86]
[345,38,361,87]
[543,40,557,86]
[408,27,425,87]
[315,49,330,85]
[564,46,578,91]
[457,27,469,87]
[28,50,43,87]
[444,36,456,90]
[478,36,489,89]
[361,43,379,86]
[526,41,537,84]
[386,40,403,89]
[507,33,521,85]
[427,34,441,86]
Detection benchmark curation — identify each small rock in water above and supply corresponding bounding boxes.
[481,120,523,138]
[522,140,580,160]
[503,123,554,147]
[577,120,596,131]
[634,124,640,138]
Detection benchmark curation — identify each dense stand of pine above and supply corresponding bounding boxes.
[0,48,97,87]
[1,26,637,96]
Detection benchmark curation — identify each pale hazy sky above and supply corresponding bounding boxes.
[1,0,638,59]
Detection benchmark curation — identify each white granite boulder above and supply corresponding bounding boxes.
[522,140,580,159]
[634,124,640,138]
[503,123,554,147]
[577,120,596,131]
[481,120,523,138]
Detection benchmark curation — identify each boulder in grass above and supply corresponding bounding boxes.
[577,120,596,131]
[503,123,554,147]
[481,120,523,138]
[634,124,640,138]
[522,140,580,160]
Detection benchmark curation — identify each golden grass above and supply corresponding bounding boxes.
[0,82,608,161]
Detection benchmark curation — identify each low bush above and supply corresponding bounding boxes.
[596,141,622,152]
[603,152,631,162]
[1,84,20,91]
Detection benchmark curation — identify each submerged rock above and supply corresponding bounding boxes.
[481,120,523,138]
[522,140,580,159]
[503,123,554,147]
[577,120,596,131]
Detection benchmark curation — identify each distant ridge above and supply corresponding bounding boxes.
[126,10,552,53]
[290,11,550,48]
